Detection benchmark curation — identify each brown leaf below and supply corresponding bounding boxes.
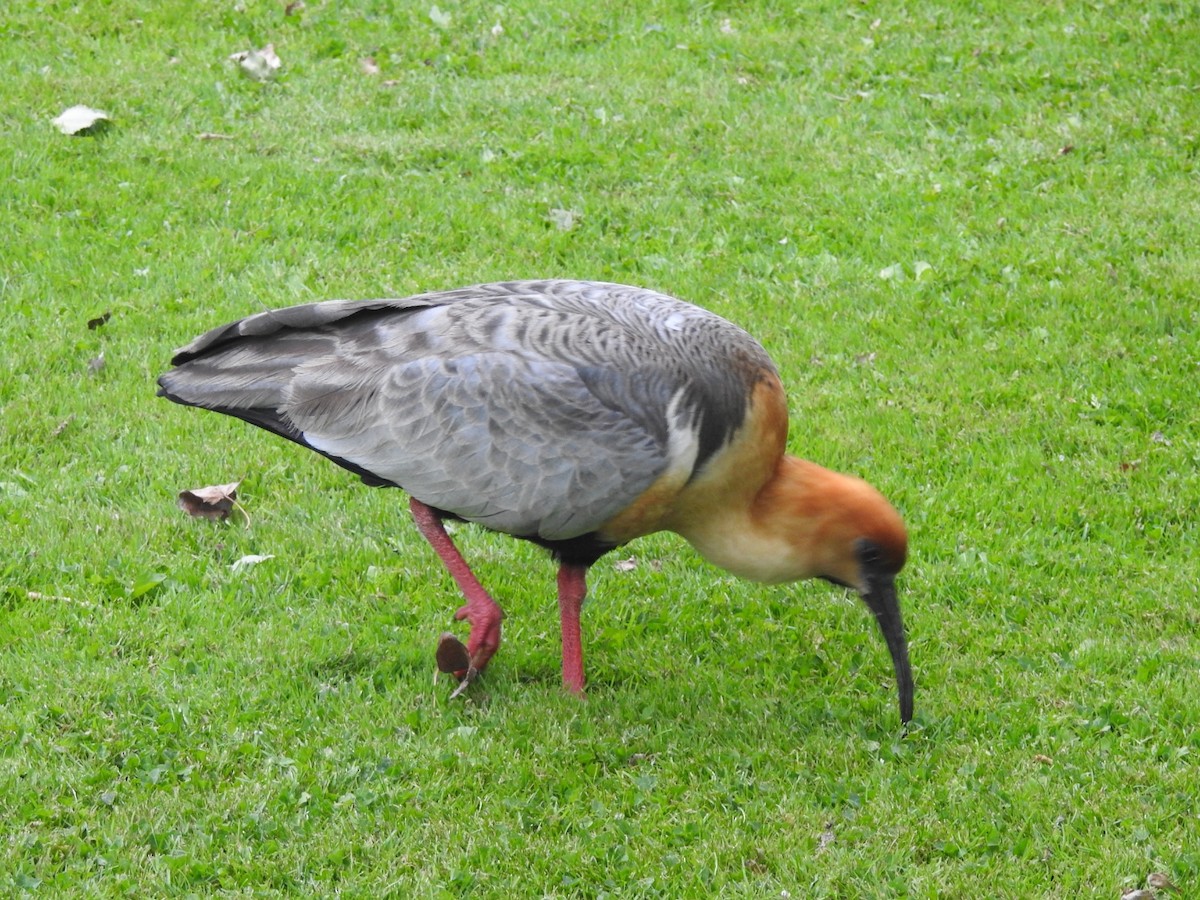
[51,415,76,438]
[1033,754,1054,766]
[360,56,381,76]
[817,822,836,853]
[1148,873,1178,892]
[196,132,235,141]
[613,556,638,572]
[1059,144,1074,155]
[177,481,242,521]
[436,632,470,674]
[284,0,305,13]
[87,311,111,330]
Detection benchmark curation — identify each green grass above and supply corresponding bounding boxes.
[2,0,1199,895]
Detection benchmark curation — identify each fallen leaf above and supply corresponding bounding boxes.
[1033,754,1053,765]
[817,822,836,853]
[613,557,638,572]
[231,554,274,571]
[360,56,380,76]
[429,4,452,28]
[878,263,902,280]
[1121,890,1154,900]
[87,353,106,375]
[1059,144,1074,155]
[27,590,94,609]
[436,632,470,674]
[51,415,76,438]
[913,260,933,281]
[284,0,305,14]
[87,310,111,330]
[177,481,243,521]
[854,351,877,366]
[229,44,281,81]
[548,207,578,231]
[196,132,235,141]
[1148,873,1178,892]
[52,105,110,135]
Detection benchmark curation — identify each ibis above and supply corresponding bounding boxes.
[158,280,913,722]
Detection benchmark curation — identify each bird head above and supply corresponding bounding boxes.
[753,458,914,724]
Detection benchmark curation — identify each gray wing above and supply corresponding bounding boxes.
[285,332,672,539]
[160,291,677,540]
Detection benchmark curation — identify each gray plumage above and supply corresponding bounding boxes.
[158,279,777,544]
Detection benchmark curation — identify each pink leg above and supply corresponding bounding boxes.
[558,563,589,694]
[409,498,504,675]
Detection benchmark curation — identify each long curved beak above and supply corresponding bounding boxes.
[861,577,914,724]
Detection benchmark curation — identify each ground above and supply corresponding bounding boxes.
[1,1,1198,896]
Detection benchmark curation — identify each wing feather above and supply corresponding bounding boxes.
[158,280,778,542]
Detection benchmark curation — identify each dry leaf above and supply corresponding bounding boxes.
[28,590,95,609]
[436,632,470,674]
[1121,891,1154,900]
[230,44,281,81]
[87,310,111,330]
[1147,873,1178,892]
[360,56,381,75]
[87,353,106,375]
[613,557,638,572]
[178,481,242,521]
[197,132,235,141]
[284,0,305,14]
[231,554,274,571]
[1033,754,1054,765]
[548,207,578,231]
[817,822,836,853]
[52,105,110,135]
[51,415,76,438]
[429,4,452,28]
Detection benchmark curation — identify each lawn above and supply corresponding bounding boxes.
[2,0,1198,895]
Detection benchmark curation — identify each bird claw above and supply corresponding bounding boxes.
[448,666,479,700]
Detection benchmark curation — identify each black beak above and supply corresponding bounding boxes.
[861,577,913,724]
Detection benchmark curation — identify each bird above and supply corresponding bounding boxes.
[158,279,913,723]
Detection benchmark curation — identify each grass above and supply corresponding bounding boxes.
[2,0,1198,895]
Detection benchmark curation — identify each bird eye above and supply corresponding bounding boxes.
[855,539,882,568]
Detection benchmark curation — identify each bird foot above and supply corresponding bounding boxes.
[433,597,503,695]
[453,600,504,673]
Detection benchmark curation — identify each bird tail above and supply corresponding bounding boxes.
[157,327,397,488]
